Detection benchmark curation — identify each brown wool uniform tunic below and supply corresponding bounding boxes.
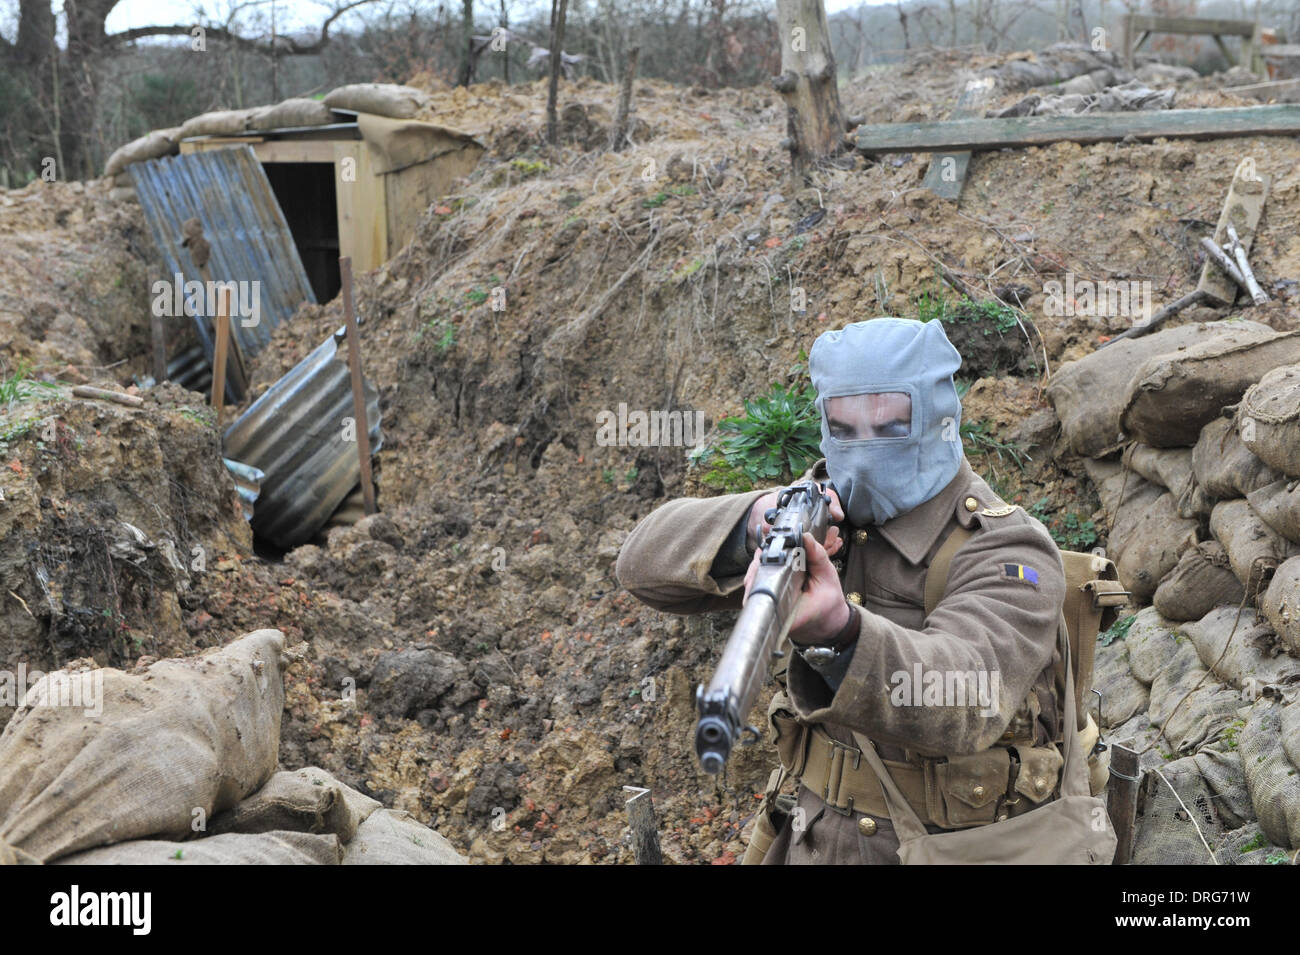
[615,456,1068,865]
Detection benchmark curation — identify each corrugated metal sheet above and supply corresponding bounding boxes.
[129,146,316,399]
[222,458,265,522]
[222,326,382,549]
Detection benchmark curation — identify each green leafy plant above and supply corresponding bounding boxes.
[465,287,488,305]
[1099,613,1136,647]
[624,467,639,484]
[1239,832,1267,853]
[1026,496,1098,550]
[695,382,821,491]
[0,362,61,412]
[641,192,669,208]
[601,468,616,485]
[1265,852,1291,865]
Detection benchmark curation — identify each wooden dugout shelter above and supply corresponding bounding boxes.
[180,111,485,303]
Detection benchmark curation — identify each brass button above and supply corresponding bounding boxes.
[853,529,869,545]
[1034,777,1047,794]
[846,592,862,605]
[964,496,979,512]
[972,785,986,800]
[832,559,843,573]
[857,817,877,837]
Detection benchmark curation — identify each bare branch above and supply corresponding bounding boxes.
[104,0,380,55]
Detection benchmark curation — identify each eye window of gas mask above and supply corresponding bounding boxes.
[825,392,912,441]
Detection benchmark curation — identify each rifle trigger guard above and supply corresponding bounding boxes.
[741,725,762,746]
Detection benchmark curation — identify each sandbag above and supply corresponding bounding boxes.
[1147,641,1243,753]
[342,809,467,865]
[0,629,285,863]
[1047,320,1269,457]
[1238,363,1300,478]
[1091,637,1150,728]
[1238,700,1300,849]
[1153,541,1246,622]
[1209,499,1300,596]
[1124,607,1181,684]
[1180,605,1300,691]
[1213,822,1290,865]
[249,98,335,130]
[55,830,341,865]
[1131,750,1249,864]
[1123,443,1200,514]
[208,767,380,842]
[1260,556,1300,655]
[178,109,259,140]
[1247,478,1300,546]
[324,83,431,119]
[1114,491,1198,605]
[1192,416,1279,501]
[103,127,180,177]
[1099,471,1164,563]
[1121,328,1300,448]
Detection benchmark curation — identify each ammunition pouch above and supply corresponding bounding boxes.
[767,691,1081,829]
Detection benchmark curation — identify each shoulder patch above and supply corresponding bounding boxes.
[999,563,1040,585]
[981,504,1018,517]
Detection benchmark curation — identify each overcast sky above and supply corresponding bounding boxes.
[101,0,888,36]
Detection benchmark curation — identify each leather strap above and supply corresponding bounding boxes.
[853,608,1083,843]
[923,525,974,619]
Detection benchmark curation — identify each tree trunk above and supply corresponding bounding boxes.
[546,0,569,145]
[609,45,640,151]
[772,0,846,179]
[457,0,475,86]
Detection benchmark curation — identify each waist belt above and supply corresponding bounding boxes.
[801,726,934,822]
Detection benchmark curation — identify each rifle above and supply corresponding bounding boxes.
[694,479,834,775]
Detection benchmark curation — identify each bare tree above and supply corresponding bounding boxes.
[546,0,569,145]
[772,0,846,178]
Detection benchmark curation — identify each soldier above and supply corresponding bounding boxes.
[616,317,1071,864]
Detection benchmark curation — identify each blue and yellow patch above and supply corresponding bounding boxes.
[999,563,1039,585]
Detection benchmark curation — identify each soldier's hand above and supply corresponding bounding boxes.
[747,486,845,557]
[742,532,851,646]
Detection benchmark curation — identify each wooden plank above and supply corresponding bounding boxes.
[333,142,362,269]
[856,105,1300,154]
[179,136,264,155]
[921,78,993,200]
[251,140,337,164]
[1107,744,1141,866]
[353,144,388,271]
[1126,14,1255,37]
[210,288,231,426]
[1196,157,1270,307]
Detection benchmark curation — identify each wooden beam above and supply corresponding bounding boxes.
[1107,744,1141,866]
[251,140,338,164]
[856,105,1300,154]
[210,288,231,426]
[1126,14,1256,37]
[921,78,993,201]
[1196,157,1270,307]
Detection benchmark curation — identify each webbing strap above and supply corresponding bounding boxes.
[923,525,974,619]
